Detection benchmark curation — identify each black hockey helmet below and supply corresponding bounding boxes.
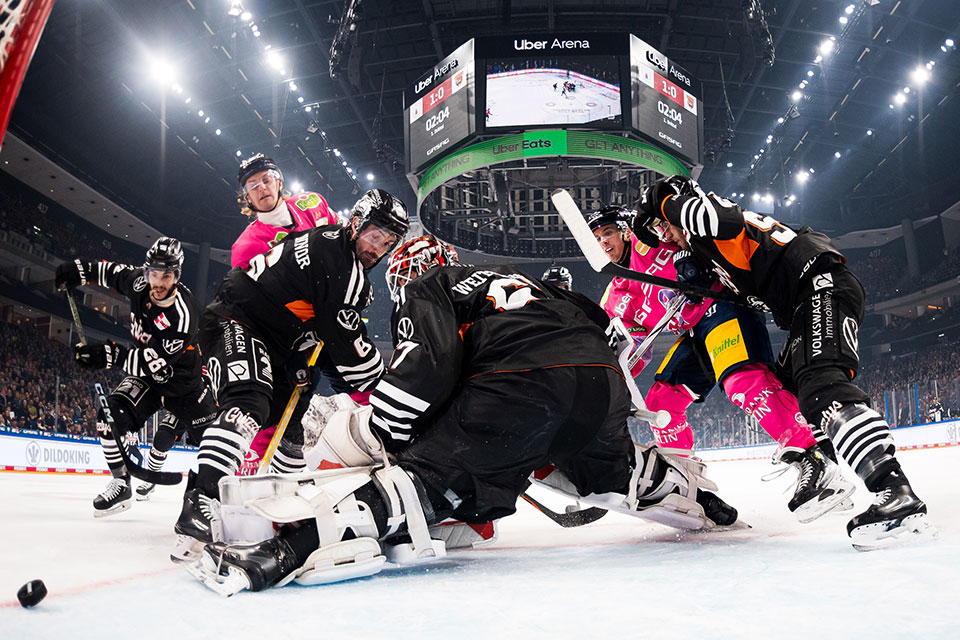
[541,266,573,290]
[144,237,184,279]
[350,188,410,240]
[238,153,283,191]
[586,205,630,233]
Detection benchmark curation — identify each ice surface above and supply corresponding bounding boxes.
[1,447,957,639]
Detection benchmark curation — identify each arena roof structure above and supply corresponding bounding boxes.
[5,0,960,254]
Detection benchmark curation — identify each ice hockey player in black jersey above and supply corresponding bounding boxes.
[172,189,409,562]
[55,237,217,517]
[541,265,573,290]
[631,175,936,550]
[184,235,737,595]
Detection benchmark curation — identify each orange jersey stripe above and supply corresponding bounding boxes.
[284,300,315,322]
[713,229,759,272]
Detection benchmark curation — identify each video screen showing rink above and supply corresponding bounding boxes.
[485,59,621,128]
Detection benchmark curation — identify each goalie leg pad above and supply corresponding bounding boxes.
[220,464,443,562]
[530,447,719,530]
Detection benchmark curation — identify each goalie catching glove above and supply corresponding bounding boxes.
[301,393,386,469]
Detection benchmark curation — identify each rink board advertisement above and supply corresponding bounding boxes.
[404,39,476,174]
[629,34,703,166]
[697,419,960,462]
[0,427,196,474]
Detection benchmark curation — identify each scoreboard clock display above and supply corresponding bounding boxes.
[404,39,476,174]
[630,35,703,166]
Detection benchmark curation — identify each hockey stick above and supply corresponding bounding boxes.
[520,492,608,528]
[65,290,182,485]
[550,189,748,307]
[259,341,324,471]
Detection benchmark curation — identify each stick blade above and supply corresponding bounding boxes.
[551,189,611,273]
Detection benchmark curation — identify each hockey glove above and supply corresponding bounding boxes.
[633,178,688,247]
[55,259,87,291]
[75,341,126,370]
[672,250,716,303]
[285,351,313,388]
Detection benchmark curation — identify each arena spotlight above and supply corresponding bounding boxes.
[894,93,906,105]
[265,50,284,72]
[240,11,252,22]
[866,129,874,136]
[839,17,848,25]
[791,90,803,102]
[796,171,809,184]
[726,162,733,168]
[818,39,834,56]
[148,57,176,85]
[845,4,855,14]
[911,66,930,85]
[834,151,842,159]
[366,173,374,181]
[227,2,244,17]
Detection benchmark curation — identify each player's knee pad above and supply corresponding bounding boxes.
[644,381,696,454]
[821,402,897,490]
[722,363,816,454]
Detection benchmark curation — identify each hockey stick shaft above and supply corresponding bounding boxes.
[259,341,324,471]
[93,382,182,485]
[65,289,87,346]
[520,492,608,528]
[550,189,746,306]
[65,291,181,485]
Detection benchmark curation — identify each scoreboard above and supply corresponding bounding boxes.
[404,34,704,177]
[404,39,476,174]
[630,35,703,166]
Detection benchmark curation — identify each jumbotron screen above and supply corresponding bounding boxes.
[629,35,703,166]
[404,39,476,174]
[484,56,622,129]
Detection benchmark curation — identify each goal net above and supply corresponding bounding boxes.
[0,0,55,150]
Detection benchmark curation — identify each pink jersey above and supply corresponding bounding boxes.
[600,235,711,375]
[231,192,339,269]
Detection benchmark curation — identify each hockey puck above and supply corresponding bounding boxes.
[17,580,47,608]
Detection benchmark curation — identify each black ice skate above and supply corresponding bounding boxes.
[777,444,855,523]
[188,538,301,597]
[847,470,937,551]
[93,477,132,518]
[135,482,156,501]
[696,490,739,527]
[171,488,222,563]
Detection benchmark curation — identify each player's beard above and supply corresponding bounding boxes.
[150,284,172,302]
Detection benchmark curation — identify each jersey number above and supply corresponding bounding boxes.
[486,277,539,311]
[742,211,797,246]
[245,244,284,281]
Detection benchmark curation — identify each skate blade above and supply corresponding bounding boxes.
[93,501,132,518]
[170,535,205,564]
[707,519,753,532]
[135,493,153,502]
[185,557,251,597]
[832,497,855,512]
[794,477,856,524]
[850,513,939,552]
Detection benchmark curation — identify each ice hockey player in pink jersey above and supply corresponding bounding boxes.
[231,153,339,270]
[589,204,852,523]
[231,153,340,474]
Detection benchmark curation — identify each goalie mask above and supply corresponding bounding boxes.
[386,234,460,301]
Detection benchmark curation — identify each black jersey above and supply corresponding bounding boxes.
[369,265,621,448]
[84,260,202,395]
[206,225,382,392]
[660,191,844,328]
